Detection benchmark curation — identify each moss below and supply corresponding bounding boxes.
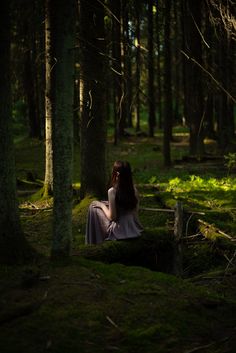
[11,135,236,352]
[2,259,236,353]
[72,195,96,246]
[78,229,175,273]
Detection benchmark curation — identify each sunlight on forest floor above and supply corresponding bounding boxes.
[14,134,236,269]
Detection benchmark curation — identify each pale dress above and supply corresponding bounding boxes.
[85,189,143,244]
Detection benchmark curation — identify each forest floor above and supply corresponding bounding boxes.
[1,134,236,353]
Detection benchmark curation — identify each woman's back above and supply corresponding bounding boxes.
[106,185,142,241]
[85,161,143,244]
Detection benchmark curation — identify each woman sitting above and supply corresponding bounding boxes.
[85,160,143,244]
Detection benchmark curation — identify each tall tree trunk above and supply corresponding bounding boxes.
[203,11,215,140]
[111,0,123,142]
[148,0,156,137]
[163,0,172,166]
[204,92,215,139]
[122,1,133,128]
[183,0,204,157]
[156,0,163,129]
[173,0,181,124]
[22,1,42,139]
[43,0,53,197]
[23,47,41,138]
[73,4,80,144]
[135,5,141,132]
[217,29,235,151]
[50,0,76,257]
[79,0,107,198]
[227,38,235,139]
[73,78,80,143]
[35,0,45,139]
[0,0,32,263]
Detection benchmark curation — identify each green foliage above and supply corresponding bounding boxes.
[224,152,236,171]
[165,175,236,193]
[157,175,236,211]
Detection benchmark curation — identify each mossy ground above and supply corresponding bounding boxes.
[1,134,236,352]
[1,259,236,353]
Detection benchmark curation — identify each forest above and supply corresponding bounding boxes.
[0,0,236,352]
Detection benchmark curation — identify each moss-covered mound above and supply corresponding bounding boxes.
[0,258,236,353]
[78,230,175,273]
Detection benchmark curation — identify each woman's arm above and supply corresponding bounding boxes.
[93,188,117,221]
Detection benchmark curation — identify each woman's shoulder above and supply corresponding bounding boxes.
[108,187,116,196]
[108,187,116,203]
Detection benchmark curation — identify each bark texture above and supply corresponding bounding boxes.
[183,0,204,156]
[50,0,76,257]
[44,0,53,196]
[0,0,31,263]
[79,0,107,198]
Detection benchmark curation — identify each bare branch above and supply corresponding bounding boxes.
[180,50,236,103]
[190,12,210,48]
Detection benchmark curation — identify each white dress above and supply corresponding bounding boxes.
[85,191,143,244]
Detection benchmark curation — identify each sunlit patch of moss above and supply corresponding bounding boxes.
[28,188,45,201]
[148,175,236,238]
[165,175,236,194]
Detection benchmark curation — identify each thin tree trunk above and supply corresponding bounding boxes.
[135,5,141,132]
[202,7,215,140]
[22,1,42,139]
[44,0,53,197]
[173,0,181,124]
[73,78,80,143]
[148,1,156,137]
[111,0,123,142]
[122,1,133,128]
[79,0,107,198]
[156,0,163,129]
[228,40,235,137]
[50,0,76,257]
[24,48,41,138]
[183,0,204,156]
[35,2,44,141]
[163,0,172,166]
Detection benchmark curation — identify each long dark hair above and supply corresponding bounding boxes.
[110,160,137,211]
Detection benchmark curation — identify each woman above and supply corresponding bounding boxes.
[85,160,143,244]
